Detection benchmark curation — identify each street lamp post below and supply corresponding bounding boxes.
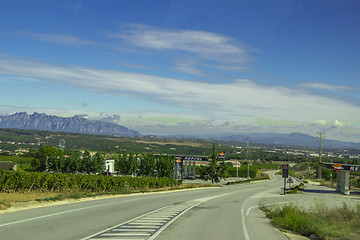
[237,161,240,179]
[247,163,252,180]
[247,162,250,179]
[246,137,251,180]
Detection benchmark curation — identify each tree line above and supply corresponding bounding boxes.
[116,152,175,178]
[30,145,175,178]
[29,144,232,181]
[31,146,105,174]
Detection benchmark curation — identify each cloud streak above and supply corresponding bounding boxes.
[301,82,359,93]
[1,55,359,127]
[112,24,249,62]
[17,31,95,46]
[110,24,252,75]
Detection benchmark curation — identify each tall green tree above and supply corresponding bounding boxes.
[31,145,63,172]
[116,152,127,175]
[81,150,93,174]
[157,155,175,178]
[127,152,138,176]
[200,144,229,183]
[138,153,156,177]
[116,152,137,175]
[68,152,82,173]
[93,152,105,174]
[47,154,61,172]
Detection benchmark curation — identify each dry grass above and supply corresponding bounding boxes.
[0,183,215,212]
[0,191,59,210]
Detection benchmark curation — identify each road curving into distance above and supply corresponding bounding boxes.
[1,171,290,240]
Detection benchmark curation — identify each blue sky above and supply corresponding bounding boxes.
[0,0,359,142]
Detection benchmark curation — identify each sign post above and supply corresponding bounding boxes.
[174,158,182,185]
[282,164,289,195]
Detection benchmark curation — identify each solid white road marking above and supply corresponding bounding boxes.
[101,233,151,236]
[92,239,145,240]
[112,229,155,232]
[241,185,283,240]
[0,198,138,228]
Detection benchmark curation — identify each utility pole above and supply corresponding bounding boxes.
[59,139,66,151]
[246,138,251,179]
[318,132,325,179]
[236,161,240,179]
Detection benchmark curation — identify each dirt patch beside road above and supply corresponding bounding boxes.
[0,183,216,215]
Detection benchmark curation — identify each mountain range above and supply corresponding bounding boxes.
[168,132,360,150]
[0,112,359,150]
[212,132,360,150]
[0,112,140,137]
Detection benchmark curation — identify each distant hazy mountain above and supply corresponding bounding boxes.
[216,132,360,150]
[0,112,141,137]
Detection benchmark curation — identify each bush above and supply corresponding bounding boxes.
[263,204,314,236]
[262,202,360,239]
[0,170,180,193]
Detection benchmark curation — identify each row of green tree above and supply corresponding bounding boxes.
[30,146,176,178]
[116,152,175,178]
[31,146,105,174]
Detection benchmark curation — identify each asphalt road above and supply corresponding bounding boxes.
[0,172,291,240]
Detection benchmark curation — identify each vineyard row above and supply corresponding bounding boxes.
[0,170,180,192]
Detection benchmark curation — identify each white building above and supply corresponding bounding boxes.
[104,160,115,173]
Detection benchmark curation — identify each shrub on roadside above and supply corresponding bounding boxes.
[0,170,180,193]
[262,202,360,239]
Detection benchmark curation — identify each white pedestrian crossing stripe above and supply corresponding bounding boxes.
[87,201,196,239]
[83,192,233,240]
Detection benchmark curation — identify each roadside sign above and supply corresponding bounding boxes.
[282,164,289,195]
[332,163,343,171]
[282,164,289,178]
[176,156,208,161]
[287,177,293,183]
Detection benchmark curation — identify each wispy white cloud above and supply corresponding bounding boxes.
[315,120,328,126]
[15,25,253,76]
[121,62,149,70]
[174,59,204,76]
[16,31,95,46]
[315,119,346,128]
[110,24,252,75]
[113,24,247,59]
[301,82,359,93]
[1,55,359,141]
[215,65,252,72]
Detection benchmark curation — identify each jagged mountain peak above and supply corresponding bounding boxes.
[0,112,141,137]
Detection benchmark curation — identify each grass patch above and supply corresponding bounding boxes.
[139,186,149,193]
[35,191,101,202]
[35,195,64,202]
[226,174,270,185]
[0,182,215,211]
[261,202,360,240]
[172,183,215,189]
[0,200,12,210]
[286,183,305,194]
[0,191,59,210]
